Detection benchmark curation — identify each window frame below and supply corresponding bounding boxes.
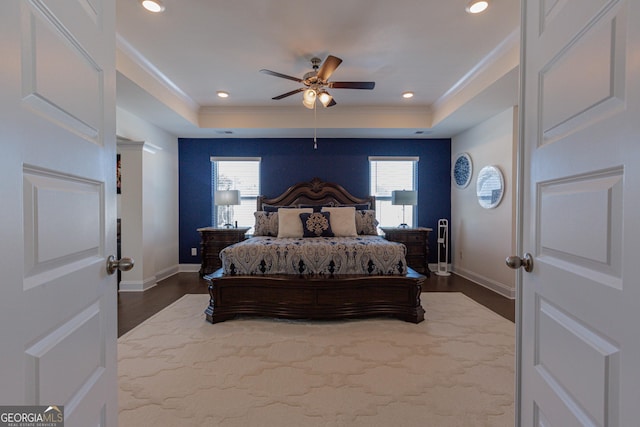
[369,156,419,228]
[211,157,261,230]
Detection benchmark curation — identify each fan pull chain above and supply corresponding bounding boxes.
[313,100,318,149]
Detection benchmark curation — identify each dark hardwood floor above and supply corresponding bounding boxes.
[118,272,515,337]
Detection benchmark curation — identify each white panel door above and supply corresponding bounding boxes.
[0,0,117,426]
[518,0,639,425]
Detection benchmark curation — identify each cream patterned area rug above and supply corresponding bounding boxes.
[118,293,515,427]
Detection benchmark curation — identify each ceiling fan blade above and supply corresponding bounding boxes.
[329,81,376,90]
[316,55,343,82]
[260,69,303,83]
[272,88,304,100]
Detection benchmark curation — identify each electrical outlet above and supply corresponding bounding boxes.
[191,247,197,256]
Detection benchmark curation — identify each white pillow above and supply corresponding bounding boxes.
[277,208,313,238]
[321,206,357,237]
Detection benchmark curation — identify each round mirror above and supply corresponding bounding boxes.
[476,165,504,209]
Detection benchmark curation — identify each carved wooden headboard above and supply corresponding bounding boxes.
[257,177,375,211]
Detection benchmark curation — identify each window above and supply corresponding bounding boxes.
[369,157,418,228]
[211,157,261,232]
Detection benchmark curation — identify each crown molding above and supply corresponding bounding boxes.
[116,33,199,111]
[436,28,520,106]
[198,105,433,130]
[117,138,163,154]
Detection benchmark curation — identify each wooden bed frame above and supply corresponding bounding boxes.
[204,178,426,324]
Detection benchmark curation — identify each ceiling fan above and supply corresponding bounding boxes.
[260,55,375,109]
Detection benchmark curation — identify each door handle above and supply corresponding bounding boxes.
[106,255,135,275]
[506,253,534,272]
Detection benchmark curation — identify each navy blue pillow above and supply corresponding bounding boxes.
[298,204,326,212]
[340,203,370,210]
[263,205,286,212]
[299,203,369,211]
[300,212,334,237]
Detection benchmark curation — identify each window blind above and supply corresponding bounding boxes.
[369,157,418,228]
[211,158,261,230]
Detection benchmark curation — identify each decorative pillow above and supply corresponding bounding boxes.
[321,206,357,237]
[277,208,313,238]
[298,204,325,212]
[263,204,288,212]
[339,203,370,210]
[355,210,379,235]
[300,212,334,237]
[253,211,278,236]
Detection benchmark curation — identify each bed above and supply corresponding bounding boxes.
[204,178,425,324]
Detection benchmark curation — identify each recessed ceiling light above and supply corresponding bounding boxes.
[466,0,489,14]
[140,0,165,13]
[217,91,229,98]
[402,92,414,99]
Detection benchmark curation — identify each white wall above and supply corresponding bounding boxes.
[116,107,179,291]
[451,107,517,298]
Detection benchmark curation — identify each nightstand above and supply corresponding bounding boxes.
[197,227,250,277]
[380,227,432,277]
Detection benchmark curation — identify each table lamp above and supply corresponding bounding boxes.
[215,190,240,228]
[391,190,417,228]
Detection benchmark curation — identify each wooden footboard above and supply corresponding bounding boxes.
[204,268,426,324]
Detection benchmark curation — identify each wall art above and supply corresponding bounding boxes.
[452,152,472,189]
[476,165,504,209]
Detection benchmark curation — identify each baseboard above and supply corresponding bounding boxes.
[451,266,516,299]
[119,275,158,292]
[179,263,201,273]
[118,265,186,292]
[156,264,179,282]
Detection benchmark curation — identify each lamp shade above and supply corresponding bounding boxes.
[318,90,333,107]
[215,190,240,206]
[303,89,317,103]
[302,98,315,109]
[391,190,417,206]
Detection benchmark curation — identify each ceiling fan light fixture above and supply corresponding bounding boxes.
[302,98,315,109]
[140,0,165,13]
[303,88,317,104]
[260,54,375,111]
[318,90,333,107]
[466,0,489,14]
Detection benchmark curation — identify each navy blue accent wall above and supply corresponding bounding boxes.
[179,138,451,264]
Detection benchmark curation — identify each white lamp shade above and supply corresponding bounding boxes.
[302,98,315,109]
[215,190,240,206]
[391,190,417,206]
[303,89,316,103]
[318,91,333,107]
